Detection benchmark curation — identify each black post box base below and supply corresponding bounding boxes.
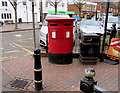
[48,52,73,64]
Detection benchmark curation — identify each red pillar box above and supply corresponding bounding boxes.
[46,18,75,64]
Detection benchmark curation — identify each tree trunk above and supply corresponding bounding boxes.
[15,9,18,29]
[55,2,57,14]
[78,7,81,21]
[14,2,18,29]
[118,1,120,16]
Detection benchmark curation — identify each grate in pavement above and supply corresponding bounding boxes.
[7,78,32,90]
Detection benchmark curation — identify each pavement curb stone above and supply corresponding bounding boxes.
[0,28,40,33]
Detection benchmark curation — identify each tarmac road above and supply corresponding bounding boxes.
[1,29,40,62]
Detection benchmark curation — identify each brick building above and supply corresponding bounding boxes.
[68,0,118,20]
[96,2,118,17]
[68,1,97,20]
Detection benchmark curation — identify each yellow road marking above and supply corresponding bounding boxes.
[16,38,33,42]
[12,42,34,54]
[0,42,34,62]
[23,53,33,56]
[0,56,9,59]
[0,56,18,62]
[22,46,34,48]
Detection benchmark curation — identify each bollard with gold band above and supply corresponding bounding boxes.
[34,48,43,91]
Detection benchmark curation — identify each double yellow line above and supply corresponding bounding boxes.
[0,42,34,62]
[12,42,34,55]
[0,56,18,62]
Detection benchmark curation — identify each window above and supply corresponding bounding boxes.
[5,1,7,6]
[2,1,4,6]
[2,1,7,6]
[62,3,64,7]
[7,13,9,19]
[9,13,12,19]
[45,1,48,7]
[1,13,4,19]
[23,1,26,5]
[1,13,12,19]
[34,2,37,6]
[4,13,6,19]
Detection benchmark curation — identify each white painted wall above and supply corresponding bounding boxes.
[42,0,68,13]
[0,0,68,23]
[17,0,33,23]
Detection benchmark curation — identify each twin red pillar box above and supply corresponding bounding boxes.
[46,18,75,64]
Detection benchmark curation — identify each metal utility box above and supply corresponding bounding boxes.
[46,18,75,64]
[79,33,100,64]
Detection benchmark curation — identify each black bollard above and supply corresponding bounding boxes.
[80,68,97,93]
[34,48,43,91]
[80,68,112,93]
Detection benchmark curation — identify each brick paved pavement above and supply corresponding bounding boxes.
[2,55,118,92]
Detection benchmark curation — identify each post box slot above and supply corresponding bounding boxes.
[64,24,71,26]
[50,24,58,26]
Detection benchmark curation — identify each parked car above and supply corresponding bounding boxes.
[76,19,104,38]
[39,14,70,48]
[0,20,4,26]
[99,16,120,34]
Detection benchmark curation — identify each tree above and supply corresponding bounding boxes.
[118,1,120,16]
[47,0,61,14]
[73,0,86,20]
[8,0,21,29]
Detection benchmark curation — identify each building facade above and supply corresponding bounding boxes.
[0,0,68,23]
[96,2,118,17]
[42,0,67,18]
[68,0,97,19]
[0,0,13,23]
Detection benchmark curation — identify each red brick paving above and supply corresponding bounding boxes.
[2,56,118,91]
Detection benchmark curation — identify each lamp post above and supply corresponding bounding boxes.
[100,1,110,62]
[30,0,36,48]
[29,0,43,90]
[39,0,43,23]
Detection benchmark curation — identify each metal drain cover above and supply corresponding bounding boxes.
[7,78,32,90]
